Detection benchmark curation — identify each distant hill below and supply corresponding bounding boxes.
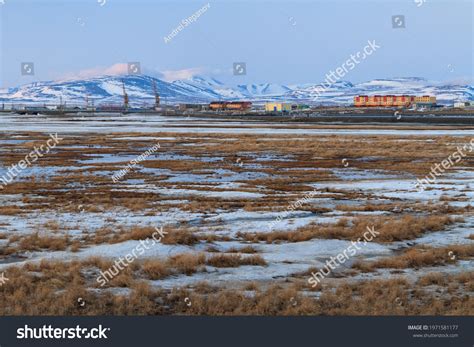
[0,75,472,106]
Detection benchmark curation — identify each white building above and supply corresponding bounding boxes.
[454,101,474,109]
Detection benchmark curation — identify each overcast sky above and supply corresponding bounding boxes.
[0,0,472,88]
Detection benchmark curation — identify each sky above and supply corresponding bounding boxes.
[0,0,472,88]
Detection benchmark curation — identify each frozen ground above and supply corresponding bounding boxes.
[1,112,474,135]
[0,114,472,295]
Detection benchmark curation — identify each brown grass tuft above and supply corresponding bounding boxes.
[206,254,267,268]
[18,232,70,251]
[161,228,199,245]
[353,244,474,271]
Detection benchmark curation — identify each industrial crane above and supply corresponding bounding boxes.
[153,80,160,110]
[122,80,129,110]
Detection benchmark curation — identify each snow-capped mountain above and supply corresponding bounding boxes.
[235,83,294,98]
[0,75,472,106]
[282,78,473,105]
[0,75,224,105]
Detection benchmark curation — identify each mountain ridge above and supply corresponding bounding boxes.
[0,75,472,106]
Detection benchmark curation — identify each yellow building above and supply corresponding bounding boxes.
[414,96,437,105]
[265,103,292,112]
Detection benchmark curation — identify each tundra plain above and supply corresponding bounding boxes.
[0,114,473,315]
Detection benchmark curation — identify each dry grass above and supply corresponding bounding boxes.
[17,232,70,251]
[0,261,472,315]
[240,215,457,244]
[125,227,158,240]
[417,272,446,286]
[1,131,473,316]
[173,253,207,274]
[3,132,473,217]
[353,244,474,271]
[142,253,206,280]
[142,260,170,280]
[0,206,23,215]
[85,226,158,245]
[82,226,199,246]
[227,246,259,254]
[206,254,267,268]
[161,228,199,245]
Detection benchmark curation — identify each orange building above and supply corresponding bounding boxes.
[209,101,252,111]
[354,95,435,107]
